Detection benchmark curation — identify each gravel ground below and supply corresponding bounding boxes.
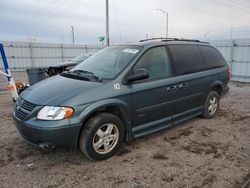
[0,80,249,188]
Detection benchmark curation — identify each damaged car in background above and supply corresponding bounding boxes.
[16,53,94,94]
[45,53,94,76]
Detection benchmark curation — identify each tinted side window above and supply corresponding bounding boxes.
[134,46,172,80]
[169,44,204,76]
[199,45,226,69]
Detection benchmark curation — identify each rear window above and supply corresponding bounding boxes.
[199,45,226,69]
[169,44,204,76]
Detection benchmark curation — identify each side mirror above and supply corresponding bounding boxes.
[127,68,149,82]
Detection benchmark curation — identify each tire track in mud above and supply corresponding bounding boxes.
[181,141,230,159]
[235,173,250,188]
[217,108,250,123]
[163,126,194,144]
[161,124,230,160]
[0,140,42,168]
[1,82,250,188]
[150,114,249,188]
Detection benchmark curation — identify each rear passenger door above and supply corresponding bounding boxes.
[168,44,206,124]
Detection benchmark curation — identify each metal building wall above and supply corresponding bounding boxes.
[1,40,250,82]
[211,39,250,83]
[0,41,103,70]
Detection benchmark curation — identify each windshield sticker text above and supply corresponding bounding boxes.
[123,49,139,54]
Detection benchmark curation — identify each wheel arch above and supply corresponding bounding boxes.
[210,80,223,96]
[78,99,132,144]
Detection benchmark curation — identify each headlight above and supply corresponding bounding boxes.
[37,106,74,120]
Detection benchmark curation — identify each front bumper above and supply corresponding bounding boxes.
[13,115,82,149]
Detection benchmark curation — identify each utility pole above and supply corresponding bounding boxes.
[230,27,233,41]
[166,12,168,38]
[204,31,210,41]
[106,0,110,46]
[70,26,75,44]
[156,8,168,38]
[230,27,235,72]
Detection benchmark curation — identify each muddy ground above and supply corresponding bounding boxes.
[0,77,249,187]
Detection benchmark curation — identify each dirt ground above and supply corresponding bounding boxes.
[0,78,249,187]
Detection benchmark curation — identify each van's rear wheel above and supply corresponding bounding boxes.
[79,113,124,161]
[202,91,219,119]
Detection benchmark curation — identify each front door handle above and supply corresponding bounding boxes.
[167,85,177,92]
[179,83,188,89]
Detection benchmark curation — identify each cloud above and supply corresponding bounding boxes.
[1,0,250,44]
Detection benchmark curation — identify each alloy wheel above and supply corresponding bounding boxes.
[92,123,119,154]
[208,96,218,115]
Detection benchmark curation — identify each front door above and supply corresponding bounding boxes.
[130,46,175,138]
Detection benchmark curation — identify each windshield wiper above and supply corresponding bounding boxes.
[71,69,102,82]
[61,71,90,81]
[72,69,94,75]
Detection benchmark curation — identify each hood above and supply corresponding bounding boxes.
[50,60,76,68]
[21,75,102,106]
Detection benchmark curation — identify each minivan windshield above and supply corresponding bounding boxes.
[71,46,141,79]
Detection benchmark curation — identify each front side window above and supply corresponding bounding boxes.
[134,46,172,80]
[71,46,141,79]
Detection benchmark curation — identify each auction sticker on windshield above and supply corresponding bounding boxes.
[123,49,139,54]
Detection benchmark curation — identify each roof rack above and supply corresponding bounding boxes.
[139,38,179,42]
[139,38,209,44]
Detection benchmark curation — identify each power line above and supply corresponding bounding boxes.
[29,0,75,26]
[207,0,250,13]
[222,0,250,10]
[219,0,250,12]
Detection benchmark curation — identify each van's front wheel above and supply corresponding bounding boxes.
[202,91,220,119]
[79,113,124,161]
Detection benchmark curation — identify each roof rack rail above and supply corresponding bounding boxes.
[175,39,209,44]
[139,38,179,42]
[139,38,209,44]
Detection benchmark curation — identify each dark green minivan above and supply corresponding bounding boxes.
[13,39,230,160]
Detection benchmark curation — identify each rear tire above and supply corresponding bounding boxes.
[79,113,124,161]
[201,91,220,119]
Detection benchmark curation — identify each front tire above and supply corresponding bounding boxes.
[201,91,220,119]
[79,113,124,161]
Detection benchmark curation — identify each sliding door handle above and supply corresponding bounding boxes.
[179,83,188,89]
[167,85,177,92]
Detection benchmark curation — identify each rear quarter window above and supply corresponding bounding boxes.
[199,45,226,69]
[169,44,204,76]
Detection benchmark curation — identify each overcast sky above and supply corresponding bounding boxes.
[1,0,250,44]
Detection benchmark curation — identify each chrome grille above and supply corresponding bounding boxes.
[15,97,36,120]
[16,109,29,120]
[21,100,36,111]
